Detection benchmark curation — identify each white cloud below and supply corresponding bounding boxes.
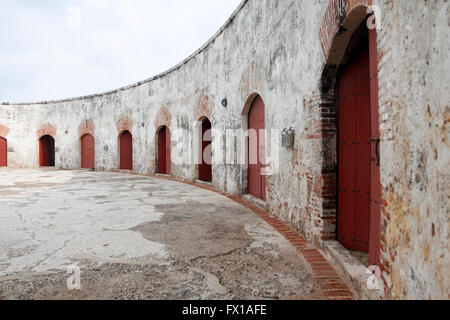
[0,0,242,102]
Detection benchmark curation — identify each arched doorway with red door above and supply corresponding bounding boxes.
[247,95,266,202]
[119,130,133,171]
[198,117,212,182]
[39,135,55,167]
[156,126,172,175]
[0,137,7,167]
[81,134,95,169]
[156,126,171,175]
[334,18,381,265]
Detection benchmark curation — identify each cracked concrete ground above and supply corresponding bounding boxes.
[0,169,323,300]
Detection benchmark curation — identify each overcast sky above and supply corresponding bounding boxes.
[0,0,242,103]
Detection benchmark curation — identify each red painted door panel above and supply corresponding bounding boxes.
[338,45,371,253]
[39,135,55,167]
[166,127,171,175]
[199,119,212,182]
[355,47,371,253]
[0,137,7,167]
[338,60,357,250]
[248,96,266,201]
[158,127,166,174]
[81,134,95,169]
[120,131,133,170]
[369,28,382,266]
[158,126,171,175]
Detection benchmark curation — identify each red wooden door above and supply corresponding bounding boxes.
[248,96,266,201]
[0,137,7,167]
[337,44,371,253]
[158,126,171,175]
[81,134,95,169]
[120,131,133,170]
[198,118,212,182]
[165,127,171,175]
[39,135,55,167]
[369,28,381,266]
[158,127,166,174]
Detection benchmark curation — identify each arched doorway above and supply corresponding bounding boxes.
[0,137,7,167]
[39,135,55,167]
[198,118,212,182]
[157,126,171,175]
[336,19,381,263]
[81,134,95,169]
[248,95,266,201]
[119,131,133,170]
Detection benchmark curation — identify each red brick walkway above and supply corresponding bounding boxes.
[153,174,354,300]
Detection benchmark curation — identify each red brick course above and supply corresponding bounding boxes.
[0,124,9,137]
[78,119,95,138]
[117,115,133,135]
[37,123,56,138]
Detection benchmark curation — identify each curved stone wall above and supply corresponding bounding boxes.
[0,0,448,300]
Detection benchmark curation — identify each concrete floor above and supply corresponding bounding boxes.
[0,169,322,300]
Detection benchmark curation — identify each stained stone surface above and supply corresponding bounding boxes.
[0,169,321,300]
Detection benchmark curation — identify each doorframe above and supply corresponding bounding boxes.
[317,5,382,267]
[118,130,133,171]
[241,92,267,201]
[195,116,213,182]
[38,134,56,167]
[79,133,95,169]
[155,125,171,175]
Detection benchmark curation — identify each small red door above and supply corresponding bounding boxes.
[39,135,55,167]
[81,134,95,169]
[0,137,7,167]
[120,131,133,170]
[158,126,171,175]
[198,118,212,182]
[248,96,266,201]
[166,127,171,175]
[158,127,166,174]
[337,42,371,253]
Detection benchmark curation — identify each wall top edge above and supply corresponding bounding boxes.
[0,0,249,106]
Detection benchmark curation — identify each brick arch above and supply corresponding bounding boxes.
[0,124,10,138]
[37,123,56,138]
[320,0,372,64]
[117,115,133,136]
[194,95,211,121]
[154,106,172,131]
[320,0,373,96]
[78,119,95,138]
[242,92,263,116]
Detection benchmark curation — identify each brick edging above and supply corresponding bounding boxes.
[152,174,354,300]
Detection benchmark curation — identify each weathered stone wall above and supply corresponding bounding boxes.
[0,0,448,300]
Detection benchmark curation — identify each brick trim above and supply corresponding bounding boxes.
[37,123,56,138]
[117,115,133,135]
[320,0,372,62]
[78,119,95,138]
[195,95,212,121]
[0,124,10,138]
[155,106,172,131]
